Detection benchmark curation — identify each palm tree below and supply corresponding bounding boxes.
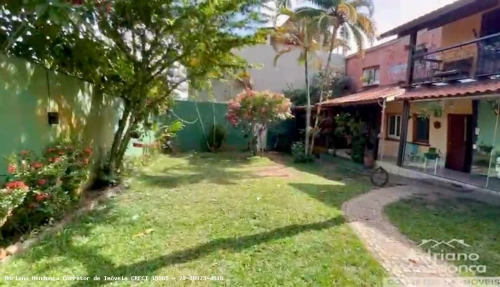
[271,9,337,154]
[304,0,377,154]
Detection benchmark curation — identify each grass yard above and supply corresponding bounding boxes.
[386,194,500,277]
[0,153,385,286]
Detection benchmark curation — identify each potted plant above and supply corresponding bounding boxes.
[364,149,375,168]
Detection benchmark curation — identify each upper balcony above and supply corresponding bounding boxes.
[410,32,500,87]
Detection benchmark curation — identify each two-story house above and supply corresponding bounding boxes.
[374,0,500,192]
[317,29,440,161]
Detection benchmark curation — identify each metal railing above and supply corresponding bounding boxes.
[411,32,500,85]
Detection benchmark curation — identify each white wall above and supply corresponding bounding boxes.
[195,43,345,102]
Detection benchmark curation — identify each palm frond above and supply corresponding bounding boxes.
[347,22,365,57]
[274,48,293,66]
[310,0,343,10]
[356,13,376,43]
[349,0,375,17]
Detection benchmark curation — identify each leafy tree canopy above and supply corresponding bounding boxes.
[0,0,268,175]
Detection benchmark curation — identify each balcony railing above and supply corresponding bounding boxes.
[411,32,500,86]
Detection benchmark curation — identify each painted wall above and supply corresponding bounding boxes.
[378,99,473,158]
[440,4,500,65]
[477,99,500,150]
[346,29,442,91]
[0,53,122,175]
[162,101,249,152]
[196,43,345,102]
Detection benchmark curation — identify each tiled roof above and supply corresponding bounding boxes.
[320,86,406,107]
[396,80,500,100]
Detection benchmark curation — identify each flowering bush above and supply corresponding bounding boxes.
[0,142,93,238]
[226,89,292,128]
[227,89,292,154]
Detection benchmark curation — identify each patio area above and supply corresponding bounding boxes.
[377,156,500,193]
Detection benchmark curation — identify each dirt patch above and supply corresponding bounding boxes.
[253,165,297,178]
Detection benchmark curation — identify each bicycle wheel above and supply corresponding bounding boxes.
[370,167,389,187]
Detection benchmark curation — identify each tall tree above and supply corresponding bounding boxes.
[303,0,376,154]
[271,9,338,154]
[1,0,267,177]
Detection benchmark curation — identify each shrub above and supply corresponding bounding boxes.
[1,142,93,242]
[291,142,314,163]
[207,124,227,152]
[227,89,293,154]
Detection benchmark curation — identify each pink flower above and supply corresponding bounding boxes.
[7,164,16,174]
[32,162,43,169]
[54,157,61,163]
[5,181,29,192]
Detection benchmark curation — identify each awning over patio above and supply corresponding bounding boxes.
[320,86,405,107]
[396,80,500,101]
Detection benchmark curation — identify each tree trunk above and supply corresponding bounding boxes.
[309,26,340,155]
[108,103,131,174]
[304,49,311,155]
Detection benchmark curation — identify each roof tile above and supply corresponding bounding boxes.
[321,86,405,106]
[397,80,500,100]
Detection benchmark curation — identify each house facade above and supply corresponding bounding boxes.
[321,0,500,192]
[379,0,500,191]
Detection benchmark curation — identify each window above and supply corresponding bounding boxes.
[387,115,402,139]
[413,115,430,143]
[362,67,380,86]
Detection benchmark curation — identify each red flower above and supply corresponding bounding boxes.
[5,181,29,191]
[58,151,65,155]
[32,162,43,169]
[54,157,61,163]
[20,150,29,156]
[35,194,46,202]
[28,203,37,209]
[38,179,47,186]
[7,164,16,174]
[84,147,93,154]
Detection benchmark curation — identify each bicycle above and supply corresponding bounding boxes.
[370,166,389,187]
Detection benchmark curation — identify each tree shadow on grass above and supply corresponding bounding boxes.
[138,152,277,188]
[288,183,371,209]
[67,217,343,287]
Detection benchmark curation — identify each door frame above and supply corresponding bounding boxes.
[446,113,473,172]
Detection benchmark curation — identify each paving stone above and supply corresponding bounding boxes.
[342,184,474,287]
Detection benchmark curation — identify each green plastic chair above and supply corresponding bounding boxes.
[423,147,443,174]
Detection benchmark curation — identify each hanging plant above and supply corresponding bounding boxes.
[418,102,443,119]
[488,99,500,115]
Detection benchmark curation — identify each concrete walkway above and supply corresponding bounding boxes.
[342,184,470,287]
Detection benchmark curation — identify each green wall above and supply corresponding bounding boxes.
[0,53,122,176]
[164,101,248,152]
[477,101,500,149]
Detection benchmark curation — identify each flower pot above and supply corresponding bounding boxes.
[133,142,144,148]
[364,154,375,168]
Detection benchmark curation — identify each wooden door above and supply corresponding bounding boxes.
[446,115,468,172]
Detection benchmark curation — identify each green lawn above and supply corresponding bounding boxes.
[0,153,385,286]
[386,195,500,277]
